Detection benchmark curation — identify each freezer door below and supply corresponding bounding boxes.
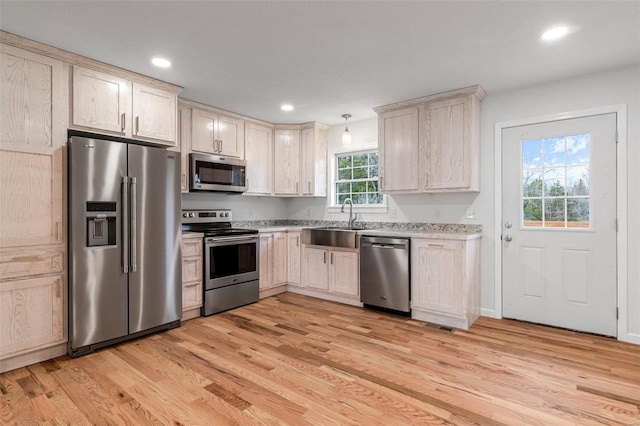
[68,136,129,349]
[127,144,181,333]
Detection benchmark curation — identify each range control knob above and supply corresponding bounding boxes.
[190,212,196,218]
[183,213,189,218]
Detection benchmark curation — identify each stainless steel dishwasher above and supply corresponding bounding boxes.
[360,236,410,313]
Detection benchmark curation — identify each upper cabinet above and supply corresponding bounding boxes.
[1,44,67,154]
[245,122,273,195]
[71,66,178,146]
[273,128,301,195]
[301,123,328,197]
[374,85,485,193]
[273,123,328,197]
[191,107,245,158]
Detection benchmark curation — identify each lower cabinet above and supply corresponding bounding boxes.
[181,234,203,320]
[259,232,288,298]
[298,245,360,305]
[287,231,302,287]
[411,237,481,329]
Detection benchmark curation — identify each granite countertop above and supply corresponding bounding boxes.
[356,228,482,240]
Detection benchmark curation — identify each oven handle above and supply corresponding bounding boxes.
[205,235,259,244]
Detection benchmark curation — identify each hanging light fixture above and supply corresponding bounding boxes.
[341,114,352,147]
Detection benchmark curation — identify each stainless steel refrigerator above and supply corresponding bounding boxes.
[68,133,181,357]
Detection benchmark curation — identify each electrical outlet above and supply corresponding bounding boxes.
[389,208,397,218]
[465,208,477,219]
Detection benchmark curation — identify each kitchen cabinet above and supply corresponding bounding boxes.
[287,231,302,286]
[181,234,203,320]
[273,123,328,197]
[377,107,420,192]
[259,232,287,297]
[0,43,69,373]
[301,123,328,196]
[173,103,191,193]
[245,122,273,195]
[72,65,178,146]
[300,245,360,303]
[191,107,245,158]
[411,236,481,329]
[374,85,485,193]
[273,129,301,195]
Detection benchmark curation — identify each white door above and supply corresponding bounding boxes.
[502,113,617,336]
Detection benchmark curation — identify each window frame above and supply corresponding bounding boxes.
[327,146,387,213]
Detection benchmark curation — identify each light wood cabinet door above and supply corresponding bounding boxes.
[259,233,273,290]
[272,232,288,286]
[0,274,64,357]
[1,45,67,154]
[0,150,64,248]
[217,114,244,158]
[329,250,359,297]
[378,107,419,192]
[302,246,329,291]
[245,122,273,195]
[421,97,470,190]
[191,108,216,154]
[176,104,191,193]
[72,66,130,137]
[301,127,315,195]
[182,281,202,311]
[411,239,464,316]
[132,83,177,145]
[287,232,301,286]
[182,257,202,283]
[273,129,301,195]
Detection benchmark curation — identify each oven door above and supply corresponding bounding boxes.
[204,235,259,290]
[190,153,247,192]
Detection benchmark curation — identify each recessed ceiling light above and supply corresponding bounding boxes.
[281,104,294,111]
[541,25,570,42]
[151,57,172,68]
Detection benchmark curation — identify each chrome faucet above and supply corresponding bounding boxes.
[340,198,358,228]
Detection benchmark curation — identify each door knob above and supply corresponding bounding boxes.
[504,222,512,229]
[504,235,513,242]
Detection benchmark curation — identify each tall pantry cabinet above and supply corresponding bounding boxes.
[0,42,68,371]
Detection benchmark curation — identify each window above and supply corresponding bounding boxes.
[335,150,383,205]
[521,133,590,228]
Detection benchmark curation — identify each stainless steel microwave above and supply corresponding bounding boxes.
[189,153,247,193]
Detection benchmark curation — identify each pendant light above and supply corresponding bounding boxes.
[341,114,352,147]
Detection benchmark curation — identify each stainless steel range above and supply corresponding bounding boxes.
[181,210,259,316]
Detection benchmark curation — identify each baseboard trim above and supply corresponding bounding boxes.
[622,332,640,345]
[0,342,67,373]
[481,308,498,318]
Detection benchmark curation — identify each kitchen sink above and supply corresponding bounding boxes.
[301,227,362,248]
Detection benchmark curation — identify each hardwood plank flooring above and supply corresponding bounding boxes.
[1,293,639,425]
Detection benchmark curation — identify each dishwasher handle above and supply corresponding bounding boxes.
[361,236,409,248]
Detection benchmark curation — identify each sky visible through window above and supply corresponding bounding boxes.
[521,133,590,228]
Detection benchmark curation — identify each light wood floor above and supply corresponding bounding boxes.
[1,293,639,425]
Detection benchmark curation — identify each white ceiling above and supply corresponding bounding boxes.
[1,1,638,125]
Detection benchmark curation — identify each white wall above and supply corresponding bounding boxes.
[289,65,640,340]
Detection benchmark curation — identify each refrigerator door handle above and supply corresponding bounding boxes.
[122,176,129,273]
[130,177,137,272]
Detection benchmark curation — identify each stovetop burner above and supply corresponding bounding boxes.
[181,209,258,237]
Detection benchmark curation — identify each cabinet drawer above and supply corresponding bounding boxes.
[0,274,64,357]
[182,238,202,257]
[182,281,202,310]
[0,248,63,280]
[182,257,202,283]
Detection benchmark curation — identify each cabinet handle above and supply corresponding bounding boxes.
[121,113,126,132]
[219,139,223,153]
[308,181,311,192]
[380,176,384,190]
[330,252,333,264]
[296,182,299,193]
[428,244,444,247]
[323,252,326,263]
[135,116,140,135]
[296,236,299,247]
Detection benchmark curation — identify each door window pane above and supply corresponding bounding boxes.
[521,133,590,229]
